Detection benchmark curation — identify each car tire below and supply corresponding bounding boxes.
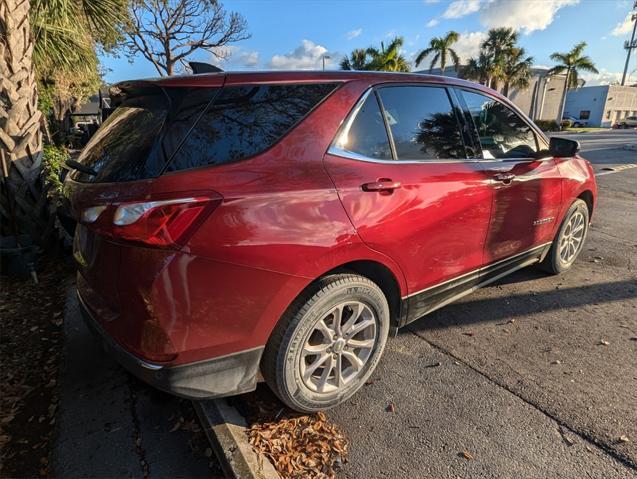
[540,199,589,275]
[261,273,390,412]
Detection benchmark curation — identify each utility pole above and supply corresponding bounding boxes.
[621,1,637,86]
[322,55,331,71]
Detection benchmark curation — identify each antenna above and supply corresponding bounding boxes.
[621,1,637,85]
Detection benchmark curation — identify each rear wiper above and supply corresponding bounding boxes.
[65,159,97,176]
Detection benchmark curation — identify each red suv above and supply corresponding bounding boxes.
[65,71,597,412]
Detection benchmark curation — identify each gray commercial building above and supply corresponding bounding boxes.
[416,66,567,122]
[564,85,637,127]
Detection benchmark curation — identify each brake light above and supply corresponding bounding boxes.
[82,195,220,248]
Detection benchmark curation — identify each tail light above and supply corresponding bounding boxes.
[81,194,221,249]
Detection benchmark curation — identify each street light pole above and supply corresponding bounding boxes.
[621,2,637,86]
[322,55,331,71]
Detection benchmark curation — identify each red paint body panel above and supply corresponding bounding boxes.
[67,71,597,375]
[324,153,493,294]
[482,158,563,263]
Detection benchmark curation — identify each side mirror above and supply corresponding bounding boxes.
[549,137,580,158]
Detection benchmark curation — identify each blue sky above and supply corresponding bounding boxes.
[101,0,637,86]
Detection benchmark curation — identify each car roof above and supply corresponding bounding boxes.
[119,70,488,92]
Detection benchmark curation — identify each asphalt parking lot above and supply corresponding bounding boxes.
[327,130,637,478]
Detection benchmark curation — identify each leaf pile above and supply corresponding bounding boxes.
[248,411,348,479]
[0,259,73,477]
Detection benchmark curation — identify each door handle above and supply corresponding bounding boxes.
[493,172,515,184]
[361,179,402,192]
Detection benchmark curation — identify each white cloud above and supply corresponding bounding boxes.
[426,18,439,27]
[267,40,336,70]
[480,0,579,35]
[209,46,260,69]
[237,50,260,67]
[346,28,363,40]
[443,0,481,19]
[580,69,625,86]
[452,31,488,62]
[611,13,635,37]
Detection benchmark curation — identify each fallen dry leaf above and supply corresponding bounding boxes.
[386,403,396,413]
[618,435,630,443]
[247,410,348,479]
[460,450,474,460]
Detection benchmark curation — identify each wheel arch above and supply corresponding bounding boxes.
[324,260,404,327]
[577,189,594,219]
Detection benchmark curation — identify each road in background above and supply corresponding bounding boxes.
[328,130,637,478]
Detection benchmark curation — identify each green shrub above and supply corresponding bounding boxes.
[535,120,561,132]
[42,145,69,198]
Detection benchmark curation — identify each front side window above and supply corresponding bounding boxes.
[167,83,338,172]
[462,90,538,159]
[333,92,392,160]
[377,86,465,160]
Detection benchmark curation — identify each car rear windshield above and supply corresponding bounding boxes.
[71,82,338,183]
[165,82,338,172]
[71,86,218,183]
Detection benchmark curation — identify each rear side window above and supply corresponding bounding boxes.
[72,87,217,183]
[166,83,338,172]
[332,92,392,161]
[377,86,465,160]
[461,90,538,159]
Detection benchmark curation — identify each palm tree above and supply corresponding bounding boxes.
[462,52,493,86]
[340,49,370,70]
[549,41,598,121]
[366,37,410,72]
[549,42,598,90]
[414,31,460,75]
[501,47,534,97]
[481,27,518,89]
[0,0,126,245]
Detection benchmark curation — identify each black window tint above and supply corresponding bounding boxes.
[334,92,392,160]
[167,83,338,172]
[72,87,217,183]
[377,86,465,160]
[462,90,538,159]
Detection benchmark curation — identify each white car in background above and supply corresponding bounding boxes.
[618,116,637,128]
[563,116,589,128]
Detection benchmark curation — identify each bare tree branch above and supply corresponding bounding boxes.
[124,0,250,76]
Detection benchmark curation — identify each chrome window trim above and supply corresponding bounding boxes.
[327,85,545,165]
[327,145,542,165]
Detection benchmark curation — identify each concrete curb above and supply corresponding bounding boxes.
[193,399,280,479]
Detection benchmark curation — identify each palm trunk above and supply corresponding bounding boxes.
[558,69,571,124]
[0,0,53,246]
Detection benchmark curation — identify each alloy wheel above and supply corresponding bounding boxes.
[559,211,586,264]
[300,301,377,393]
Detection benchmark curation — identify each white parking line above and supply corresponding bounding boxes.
[595,164,637,176]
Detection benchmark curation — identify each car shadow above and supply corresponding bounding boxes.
[402,275,637,333]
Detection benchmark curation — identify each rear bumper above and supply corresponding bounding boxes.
[78,291,262,399]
